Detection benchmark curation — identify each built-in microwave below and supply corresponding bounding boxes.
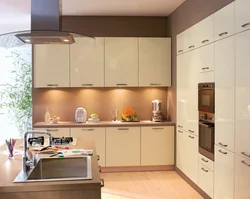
[198,83,215,113]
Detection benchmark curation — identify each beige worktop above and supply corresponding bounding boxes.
[33,120,175,128]
[0,138,101,195]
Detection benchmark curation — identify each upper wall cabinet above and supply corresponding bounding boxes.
[185,25,199,51]
[177,31,186,55]
[235,0,250,34]
[34,44,70,88]
[214,2,235,41]
[70,38,105,87]
[139,38,171,87]
[105,38,138,87]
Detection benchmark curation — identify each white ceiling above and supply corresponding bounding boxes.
[0,0,185,34]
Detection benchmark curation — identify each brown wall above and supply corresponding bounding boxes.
[166,0,235,122]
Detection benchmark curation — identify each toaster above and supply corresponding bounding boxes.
[75,107,87,123]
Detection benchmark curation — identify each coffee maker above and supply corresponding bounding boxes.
[152,99,163,122]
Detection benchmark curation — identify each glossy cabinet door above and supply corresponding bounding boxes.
[235,0,250,34]
[185,25,199,52]
[105,38,138,87]
[196,15,215,48]
[138,38,171,87]
[197,43,215,73]
[198,163,214,198]
[184,132,198,184]
[235,154,250,199]
[177,32,185,55]
[214,145,234,199]
[215,36,235,152]
[106,127,140,166]
[199,153,214,171]
[235,30,250,159]
[34,44,70,88]
[141,126,174,165]
[177,54,188,131]
[71,127,106,166]
[214,2,235,41]
[176,128,185,171]
[33,128,70,137]
[70,38,104,87]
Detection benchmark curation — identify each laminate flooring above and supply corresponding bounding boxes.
[101,171,203,199]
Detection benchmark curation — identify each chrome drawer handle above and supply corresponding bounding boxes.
[82,84,93,86]
[188,135,195,139]
[219,142,228,147]
[219,32,228,37]
[150,83,161,86]
[201,167,209,172]
[118,128,129,131]
[241,160,250,167]
[178,125,183,128]
[152,127,164,130]
[201,158,208,163]
[189,45,195,49]
[178,50,183,53]
[188,130,194,133]
[241,22,250,28]
[101,179,105,187]
[241,152,250,158]
[116,84,127,86]
[218,149,227,155]
[47,84,58,87]
[46,129,58,132]
[82,128,94,131]
[202,67,209,70]
[202,39,209,44]
[178,130,183,133]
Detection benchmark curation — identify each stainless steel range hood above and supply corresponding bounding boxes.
[0,0,93,48]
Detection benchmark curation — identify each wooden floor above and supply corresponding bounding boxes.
[101,171,203,199]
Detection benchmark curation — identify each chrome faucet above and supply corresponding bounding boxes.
[23,130,53,173]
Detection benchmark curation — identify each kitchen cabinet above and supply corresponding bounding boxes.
[70,127,106,166]
[33,128,70,137]
[215,36,235,152]
[195,15,215,48]
[235,0,250,34]
[199,153,214,171]
[106,127,140,166]
[235,154,250,199]
[34,44,70,88]
[138,38,171,87]
[197,43,214,73]
[70,37,105,87]
[177,53,188,131]
[176,128,185,171]
[141,126,174,166]
[198,163,214,198]
[235,30,250,159]
[185,25,199,52]
[214,145,234,199]
[177,31,186,55]
[214,2,235,41]
[105,38,138,87]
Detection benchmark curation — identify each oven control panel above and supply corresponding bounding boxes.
[199,112,214,123]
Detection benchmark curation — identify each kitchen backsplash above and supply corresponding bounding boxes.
[32,87,168,123]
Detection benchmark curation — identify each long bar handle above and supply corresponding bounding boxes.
[116,84,127,86]
[150,83,161,86]
[201,158,209,163]
[47,84,58,87]
[241,22,250,28]
[152,127,164,130]
[188,135,195,139]
[219,31,228,37]
[82,84,93,86]
[46,129,58,132]
[201,167,209,172]
[82,128,94,131]
[219,142,228,148]
[118,128,129,131]
[241,160,250,167]
[241,152,250,158]
[202,39,209,44]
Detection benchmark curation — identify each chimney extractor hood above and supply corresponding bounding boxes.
[0,0,94,48]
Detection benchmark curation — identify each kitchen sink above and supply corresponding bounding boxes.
[13,156,92,183]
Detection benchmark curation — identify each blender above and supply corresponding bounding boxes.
[152,99,163,122]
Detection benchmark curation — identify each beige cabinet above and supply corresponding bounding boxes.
[106,127,140,166]
[215,36,235,152]
[177,31,186,55]
[235,0,250,34]
[214,2,235,41]
[70,38,105,87]
[138,38,171,87]
[105,38,138,87]
[198,163,214,198]
[235,30,250,159]
[214,145,234,199]
[197,43,214,73]
[185,25,199,51]
[199,153,214,171]
[235,154,250,199]
[141,126,174,166]
[70,127,106,166]
[33,128,70,137]
[34,44,70,88]
[176,128,185,171]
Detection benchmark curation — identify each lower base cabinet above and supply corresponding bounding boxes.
[70,127,106,166]
[214,145,234,199]
[106,127,140,166]
[235,154,250,199]
[176,128,185,171]
[198,163,214,198]
[33,128,70,137]
[141,126,174,166]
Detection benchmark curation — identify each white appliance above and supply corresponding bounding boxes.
[75,107,87,123]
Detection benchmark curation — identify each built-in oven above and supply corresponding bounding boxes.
[198,83,215,113]
[199,112,215,161]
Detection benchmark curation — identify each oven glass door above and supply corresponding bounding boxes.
[199,122,214,160]
[198,88,215,113]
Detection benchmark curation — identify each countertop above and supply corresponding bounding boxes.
[33,120,175,128]
[0,138,101,193]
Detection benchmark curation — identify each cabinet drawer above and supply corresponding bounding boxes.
[199,153,214,171]
[198,163,214,198]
